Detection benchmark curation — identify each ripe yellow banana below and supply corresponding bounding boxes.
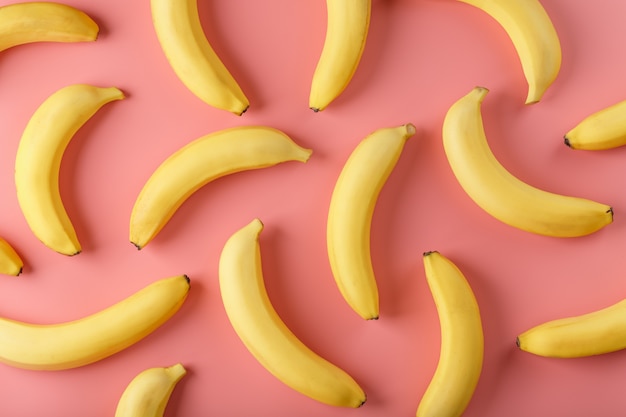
[0,275,189,371]
[114,363,186,417]
[0,237,23,276]
[456,0,561,104]
[327,123,416,320]
[219,219,367,408]
[151,0,249,115]
[15,84,124,256]
[565,98,626,150]
[443,86,613,237]
[517,298,626,358]
[0,1,98,52]
[129,126,312,250]
[309,0,371,112]
[417,251,483,417]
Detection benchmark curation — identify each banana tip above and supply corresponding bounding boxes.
[237,105,250,116]
[525,89,542,105]
[405,123,417,136]
[131,241,143,251]
[564,136,572,148]
[515,337,521,348]
[299,148,314,163]
[167,363,187,379]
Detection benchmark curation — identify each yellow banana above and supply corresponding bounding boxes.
[417,251,483,417]
[114,363,186,417]
[565,98,626,150]
[15,84,124,256]
[0,237,22,276]
[219,219,367,408]
[151,0,249,115]
[327,123,416,320]
[0,1,98,52]
[129,126,312,250]
[0,275,189,371]
[456,0,561,104]
[309,0,371,112]
[442,86,613,237]
[517,298,626,358]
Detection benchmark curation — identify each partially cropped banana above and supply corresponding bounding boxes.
[327,123,416,320]
[151,0,249,115]
[417,251,483,417]
[456,0,561,104]
[0,237,23,276]
[15,84,124,256]
[219,219,367,408]
[309,0,371,112]
[115,363,186,417]
[0,275,189,371]
[0,1,98,52]
[442,86,613,237]
[129,126,312,250]
[517,298,626,358]
[565,98,626,150]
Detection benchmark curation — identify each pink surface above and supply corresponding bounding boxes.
[0,0,625,415]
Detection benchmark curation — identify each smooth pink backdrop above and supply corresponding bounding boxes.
[0,0,625,415]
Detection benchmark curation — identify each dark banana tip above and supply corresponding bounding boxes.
[367,315,380,321]
[238,105,249,116]
[515,337,521,348]
[423,250,438,257]
[564,136,572,147]
[16,267,23,276]
[310,107,320,113]
[183,274,190,285]
[358,396,367,407]
[131,241,142,250]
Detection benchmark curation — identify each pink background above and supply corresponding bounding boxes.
[0,0,625,415]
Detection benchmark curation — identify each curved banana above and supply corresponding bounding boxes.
[129,126,312,250]
[151,0,249,115]
[327,123,415,320]
[0,2,98,52]
[309,0,371,112]
[0,275,189,371]
[219,219,367,408]
[565,98,626,150]
[456,0,561,104]
[443,86,613,237]
[0,237,23,276]
[517,298,626,358]
[115,363,186,417]
[15,84,125,256]
[417,251,483,417]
